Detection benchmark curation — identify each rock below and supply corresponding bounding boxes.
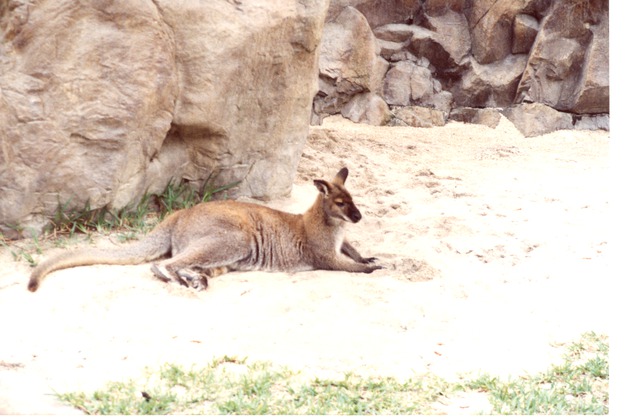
[376,38,406,61]
[465,0,551,65]
[449,107,503,128]
[573,114,609,131]
[515,1,609,114]
[0,0,328,235]
[421,0,467,17]
[318,0,608,131]
[1,1,177,235]
[374,21,466,84]
[319,7,378,95]
[314,6,381,118]
[424,9,471,66]
[341,92,391,125]
[502,103,573,137]
[326,0,421,28]
[400,25,459,80]
[424,91,454,114]
[571,7,609,114]
[373,23,418,43]
[452,54,528,108]
[383,60,434,106]
[390,106,446,128]
[512,14,540,54]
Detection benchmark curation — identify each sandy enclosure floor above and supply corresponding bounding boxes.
[0,116,610,414]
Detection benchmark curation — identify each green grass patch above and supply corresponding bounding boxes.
[462,331,608,414]
[57,333,608,415]
[1,178,240,261]
[58,357,451,415]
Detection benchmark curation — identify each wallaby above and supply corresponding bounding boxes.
[28,167,382,292]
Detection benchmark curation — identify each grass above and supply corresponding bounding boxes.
[58,357,451,415]
[462,331,609,414]
[0,178,240,264]
[57,332,608,415]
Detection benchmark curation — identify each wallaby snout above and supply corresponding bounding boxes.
[348,205,361,223]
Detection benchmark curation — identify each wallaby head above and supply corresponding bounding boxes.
[313,167,362,224]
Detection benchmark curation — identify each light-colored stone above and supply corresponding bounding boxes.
[390,106,446,127]
[0,0,329,235]
[515,1,609,114]
[502,103,573,137]
[574,114,609,131]
[512,14,539,54]
[318,0,608,130]
[341,92,391,125]
[326,0,421,28]
[452,54,528,108]
[465,0,549,64]
[313,6,381,119]
[449,107,503,128]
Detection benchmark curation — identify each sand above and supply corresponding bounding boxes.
[0,115,610,414]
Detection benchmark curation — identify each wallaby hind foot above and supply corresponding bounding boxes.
[150,264,229,291]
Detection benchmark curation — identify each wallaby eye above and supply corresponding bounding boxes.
[335,201,346,208]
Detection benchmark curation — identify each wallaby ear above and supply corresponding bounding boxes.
[333,167,349,185]
[314,179,332,196]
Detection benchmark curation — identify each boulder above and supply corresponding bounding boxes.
[421,0,467,17]
[452,54,528,108]
[341,92,391,125]
[515,0,609,113]
[1,1,177,235]
[502,103,573,137]
[424,9,471,67]
[383,60,433,106]
[375,22,467,82]
[373,23,417,43]
[314,6,381,118]
[449,107,503,128]
[465,0,551,65]
[316,0,608,131]
[573,114,609,131]
[390,106,446,128]
[512,14,539,54]
[326,0,421,28]
[0,0,329,235]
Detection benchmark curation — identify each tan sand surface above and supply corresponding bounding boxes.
[0,116,610,414]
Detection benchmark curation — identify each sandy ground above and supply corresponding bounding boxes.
[0,115,610,414]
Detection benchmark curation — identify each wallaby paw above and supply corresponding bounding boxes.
[366,264,384,273]
[151,264,178,283]
[362,257,379,264]
[176,269,208,291]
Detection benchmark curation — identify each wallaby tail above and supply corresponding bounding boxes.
[28,220,174,292]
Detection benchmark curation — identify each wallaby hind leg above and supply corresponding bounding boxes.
[151,237,248,290]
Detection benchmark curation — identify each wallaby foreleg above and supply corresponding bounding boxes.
[341,241,378,264]
[316,255,383,274]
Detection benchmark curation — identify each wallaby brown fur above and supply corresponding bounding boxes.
[28,168,382,292]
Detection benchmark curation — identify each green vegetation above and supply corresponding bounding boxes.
[46,178,240,238]
[462,331,608,415]
[58,356,450,415]
[0,178,240,263]
[58,333,608,415]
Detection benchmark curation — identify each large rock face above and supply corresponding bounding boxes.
[515,0,609,113]
[0,0,329,236]
[313,0,609,136]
